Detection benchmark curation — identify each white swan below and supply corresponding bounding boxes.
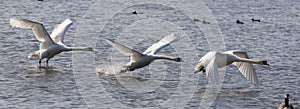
[10,18,93,66]
[194,50,269,84]
[105,33,183,71]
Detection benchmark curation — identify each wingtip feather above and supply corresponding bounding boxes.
[62,19,73,25]
[9,18,19,27]
[9,18,37,29]
[104,38,113,43]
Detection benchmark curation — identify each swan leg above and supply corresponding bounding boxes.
[120,64,131,71]
[46,58,50,66]
[119,67,130,73]
[38,59,42,67]
[119,69,128,73]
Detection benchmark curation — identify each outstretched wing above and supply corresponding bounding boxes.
[194,51,217,73]
[10,18,54,49]
[205,56,220,85]
[227,50,259,84]
[226,50,249,58]
[50,19,73,43]
[10,18,54,43]
[199,51,217,66]
[105,39,143,62]
[143,33,184,55]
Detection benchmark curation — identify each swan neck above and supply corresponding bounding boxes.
[154,55,178,61]
[67,47,93,51]
[238,58,263,65]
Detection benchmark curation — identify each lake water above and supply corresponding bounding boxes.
[0,0,299,108]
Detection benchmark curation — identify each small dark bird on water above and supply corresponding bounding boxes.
[251,18,261,22]
[278,94,295,109]
[132,11,137,14]
[37,0,43,1]
[193,19,210,24]
[193,18,201,22]
[236,20,244,24]
[202,20,210,24]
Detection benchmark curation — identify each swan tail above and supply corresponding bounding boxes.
[28,51,40,59]
[194,63,204,74]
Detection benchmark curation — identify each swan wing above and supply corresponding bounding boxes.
[226,50,249,58]
[227,50,259,84]
[199,51,217,66]
[233,62,258,84]
[10,18,54,49]
[105,39,143,61]
[205,56,220,85]
[143,33,183,55]
[10,18,54,43]
[50,19,73,43]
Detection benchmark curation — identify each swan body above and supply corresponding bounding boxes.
[105,33,183,71]
[10,18,93,66]
[124,54,154,70]
[194,50,269,84]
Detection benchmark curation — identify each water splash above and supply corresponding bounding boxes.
[96,64,127,76]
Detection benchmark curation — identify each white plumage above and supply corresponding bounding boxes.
[10,18,93,66]
[105,33,184,71]
[194,50,269,85]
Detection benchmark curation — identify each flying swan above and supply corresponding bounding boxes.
[105,33,183,72]
[194,50,269,84]
[10,18,93,66]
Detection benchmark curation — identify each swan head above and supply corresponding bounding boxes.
[261,60,269,66]
[174,57,183,62]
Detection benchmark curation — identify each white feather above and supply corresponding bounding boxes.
[195,50,268,84]
[10,18,93,66]
[143,33,183,55]
[205,56,220,85]
[105,33,183,71]
[10,18,54,49]
[105,39,144,62]
[50,19,73,44]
